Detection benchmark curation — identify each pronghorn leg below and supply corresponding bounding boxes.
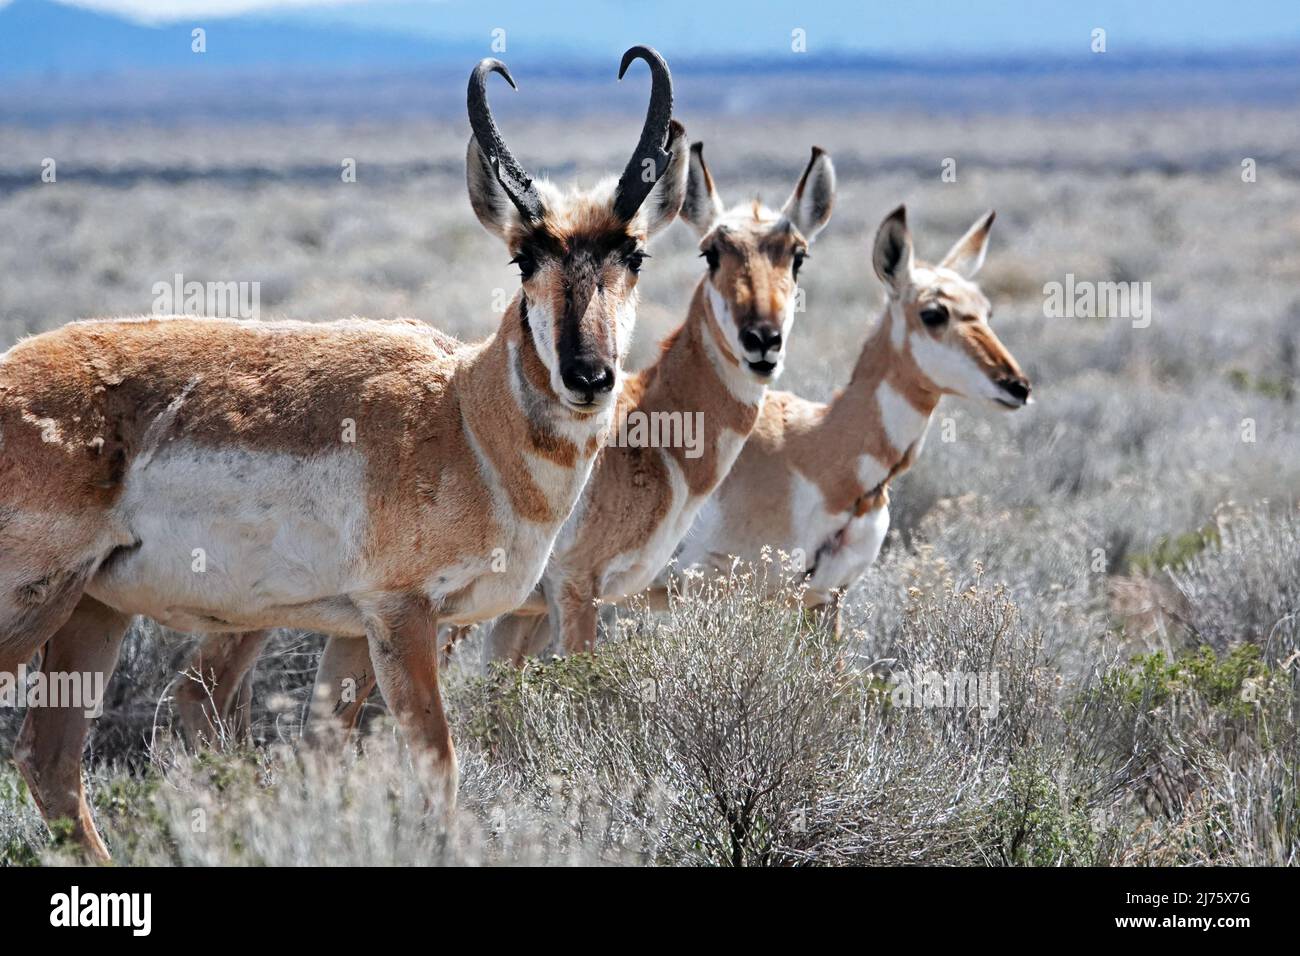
[815,591,844,640]
[366,597,456,815]
[556,581,600,656]
[632,584,672,613]
[304,635,376,748]
[438,623,474,670]
[13,596,130,864]
[176,630,273,748]
[483,610,547,666]
[521,613,553,659]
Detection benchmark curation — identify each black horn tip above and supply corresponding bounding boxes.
[619,44,668,80]
[667,118,686,140]
[690,141,705,155]
[472,57,517,90]
[809,145,826,160]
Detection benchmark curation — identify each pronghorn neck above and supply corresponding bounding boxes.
[460,299,609,515]
[617,279,764,492]
[815,301,941,513]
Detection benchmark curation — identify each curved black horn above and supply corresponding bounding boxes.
[612,45,675,222]
[467,58,544,222]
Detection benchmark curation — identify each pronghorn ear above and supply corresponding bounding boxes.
[681,140,725,237]
[872,204,913,293]
[637,119,690,239]
[940,210,996,278]
[781,146,835,243]
[466,135,527,241]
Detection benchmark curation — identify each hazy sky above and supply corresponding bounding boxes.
[7,0,1300,54]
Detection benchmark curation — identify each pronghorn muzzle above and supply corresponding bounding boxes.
[996,374,1032,408]
[739,322,783,377]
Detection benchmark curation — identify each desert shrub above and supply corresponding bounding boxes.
[0,767,44,866]
[1066,638,1298,864]
[1169,505,1300,657]
[456,564,1058,866]
[987,755,1117,866]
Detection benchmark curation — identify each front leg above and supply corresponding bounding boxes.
[365,596,457,816]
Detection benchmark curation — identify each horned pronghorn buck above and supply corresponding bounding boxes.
[670,205,1031,635]
[173,140,836,720]
[0,46,688,861]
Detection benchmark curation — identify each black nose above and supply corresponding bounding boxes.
[740,325,781,356]
[998,376,1031,402]
[560,359,615,399]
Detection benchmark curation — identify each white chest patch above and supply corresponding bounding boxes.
[440,420,597,626]
[876,380,927,457]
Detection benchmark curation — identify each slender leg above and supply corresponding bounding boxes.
[557,580,599,656]
[13,596,131,863]
[304,635,376,747]
[483,610,546,666]
[176,630,273,748]
[630,583,672,613]
[365,596,457,816]
[806,593,843,640]
[520,614,553,659]
[233,668,256,743]
[438,623,474,669]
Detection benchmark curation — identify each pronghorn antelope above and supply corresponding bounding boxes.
[670,205,1031,635]
[0,47,687,861]
[484,141,836,660]
[175,140,836,720]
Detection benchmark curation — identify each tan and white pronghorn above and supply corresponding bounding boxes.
[0,47,687,861]
[670,205,1031,634]
[485,140,836,660]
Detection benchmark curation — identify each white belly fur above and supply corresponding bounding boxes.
[87,444,370,633]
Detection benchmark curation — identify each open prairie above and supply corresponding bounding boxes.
[2,89,1299,864]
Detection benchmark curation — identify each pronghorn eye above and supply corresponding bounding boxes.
[701,247,720,271]
[920,305,948,328]
[626,250,649,274]
[510,253,537,281]
[792,250,808,280]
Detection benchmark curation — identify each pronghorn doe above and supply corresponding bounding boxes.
[174,141,836,724]
[485,141,836,660]
[0,47,687,861]
[671,205,1031,635]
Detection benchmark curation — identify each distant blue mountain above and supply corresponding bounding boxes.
[0,0,483,76]
[1,0,1297,123]
[6,0,1300,79]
